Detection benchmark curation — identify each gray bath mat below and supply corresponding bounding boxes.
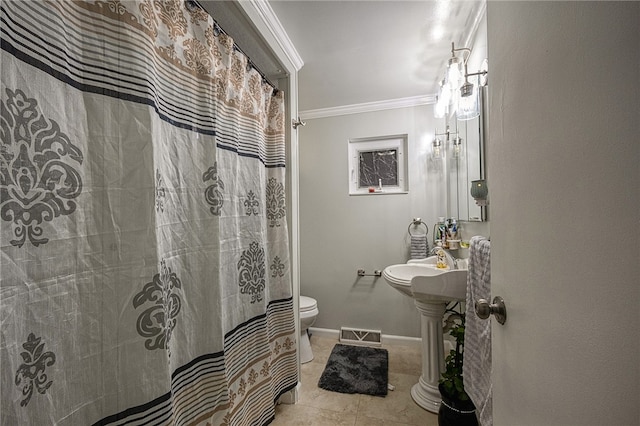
[317,343,388,397]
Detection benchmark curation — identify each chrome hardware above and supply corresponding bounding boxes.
[428,246,459,270]
[408,217,429,237]
[357,269,382,277]
[475,296,507,325]
[292,117,306,129]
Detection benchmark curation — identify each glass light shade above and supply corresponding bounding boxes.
[434,95,446,118]
[452,136,463,159]
[447,57,462,91]
[432,137,442,159]
[457,78,480,121]
[439,79,451,106]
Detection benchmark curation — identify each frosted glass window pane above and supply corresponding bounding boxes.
[358,149,399,187]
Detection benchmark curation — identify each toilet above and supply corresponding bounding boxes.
[299,296,319,364]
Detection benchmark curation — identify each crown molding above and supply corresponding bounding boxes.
[461,1,487,49]
[300,95,436,120]
[248,0,304,71]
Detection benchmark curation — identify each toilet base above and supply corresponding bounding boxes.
[300,330,314,364]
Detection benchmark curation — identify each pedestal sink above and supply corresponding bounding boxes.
[382,256,467,413]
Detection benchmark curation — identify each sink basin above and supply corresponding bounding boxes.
[382,255,469,412]
[382,257,467,303]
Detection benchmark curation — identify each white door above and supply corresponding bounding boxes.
[487,2,639,425]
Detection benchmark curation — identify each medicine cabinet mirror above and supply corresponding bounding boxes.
[446,86,487,222]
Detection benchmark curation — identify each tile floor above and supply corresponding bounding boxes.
[272,335,439,426]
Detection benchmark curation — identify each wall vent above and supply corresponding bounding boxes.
[339,327,382,347]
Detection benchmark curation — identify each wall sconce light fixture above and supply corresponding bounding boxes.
[470,179,489,206]
[434,79,452,118]
[457,74,480,121]
[458,58,488,121]
[461,60,487,97]
[434,42,488,119]
[447,42,470,93]
[432,136,443,159]
[432,125,462,159]
[452,135,463,159]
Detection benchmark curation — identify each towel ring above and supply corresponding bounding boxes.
[408,218,429,237]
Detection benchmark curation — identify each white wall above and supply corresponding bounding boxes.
[488,2,639,423]
[299,105,444,337]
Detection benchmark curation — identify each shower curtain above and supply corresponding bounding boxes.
[0,1,297,425]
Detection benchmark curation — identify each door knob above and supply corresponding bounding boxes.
[475,296,507,325]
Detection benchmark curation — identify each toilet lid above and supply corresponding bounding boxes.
[299,296,317,312]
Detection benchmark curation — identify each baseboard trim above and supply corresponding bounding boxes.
[309,327,422,348]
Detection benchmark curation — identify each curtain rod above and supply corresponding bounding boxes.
[189,0,279,93]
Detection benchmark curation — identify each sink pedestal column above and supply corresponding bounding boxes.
[411,300,446,413]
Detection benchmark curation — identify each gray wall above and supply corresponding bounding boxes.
[298,105,445,337]
[297,17,490,338]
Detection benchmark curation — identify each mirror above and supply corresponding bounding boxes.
[446,86,486,222]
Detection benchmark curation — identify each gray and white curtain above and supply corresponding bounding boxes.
[0,1,297,424]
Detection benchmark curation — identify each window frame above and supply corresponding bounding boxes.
[348,134,409,195]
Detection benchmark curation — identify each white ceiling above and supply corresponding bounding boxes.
[269,0,484,112]
[200,0,484,113]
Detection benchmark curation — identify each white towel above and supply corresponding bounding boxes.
[410,234,428,259]
[463,236,492,426]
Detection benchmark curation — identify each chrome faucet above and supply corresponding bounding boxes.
[429,246,458,269]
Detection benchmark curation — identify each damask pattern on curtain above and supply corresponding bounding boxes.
[0,1,297,425]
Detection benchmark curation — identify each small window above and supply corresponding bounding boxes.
[348,134,408,195]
